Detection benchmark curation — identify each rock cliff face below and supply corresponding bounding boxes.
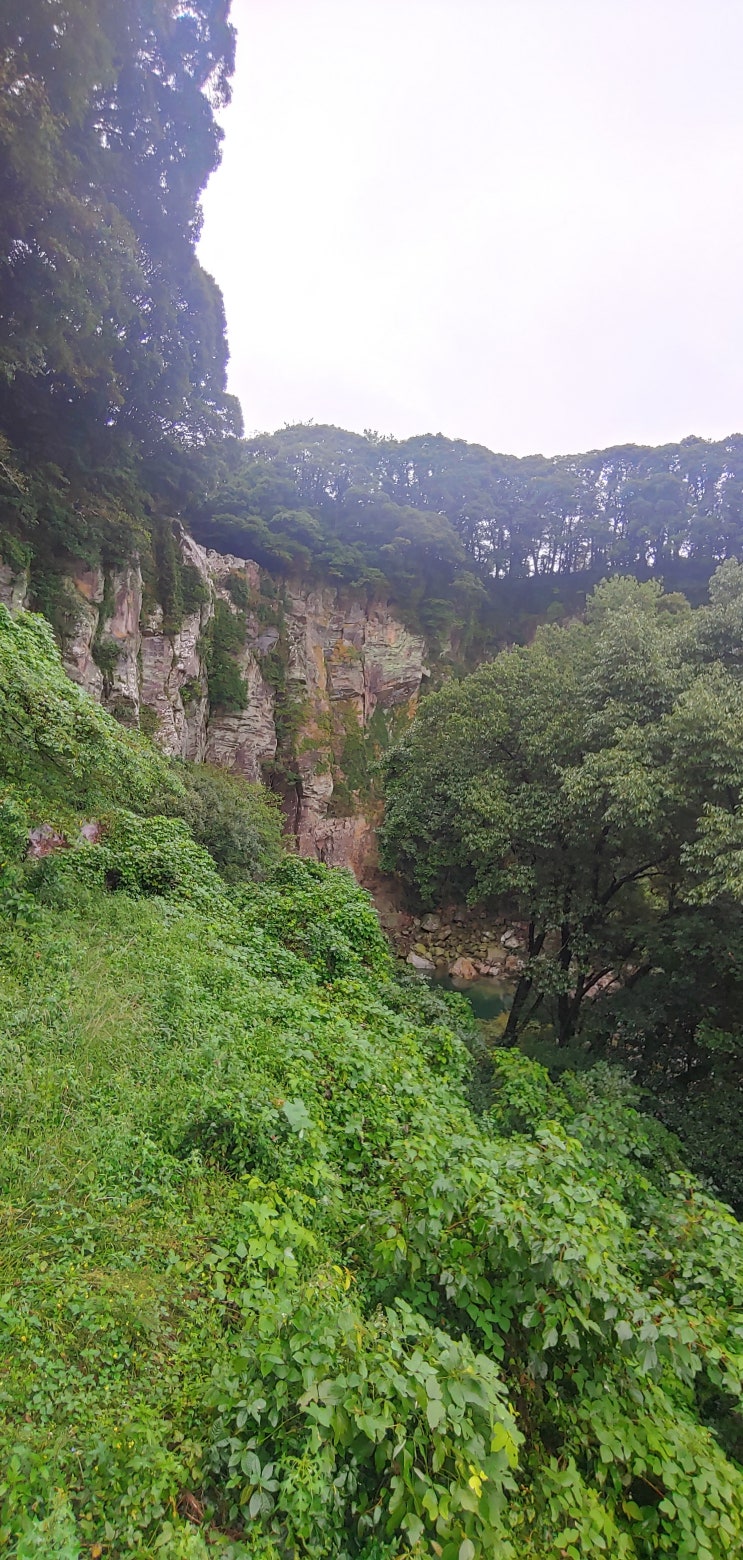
[0,532,427,874]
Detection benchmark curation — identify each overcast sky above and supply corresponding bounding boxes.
[198,0,743,458]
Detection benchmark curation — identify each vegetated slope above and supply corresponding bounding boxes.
[1,606,742,1559]
[381,566,743,1213]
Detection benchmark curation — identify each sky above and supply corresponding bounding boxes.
[198,0,743,458]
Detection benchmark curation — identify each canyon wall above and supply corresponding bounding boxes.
[0,534,428,876]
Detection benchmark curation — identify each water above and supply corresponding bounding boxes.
[432,972,511,1021]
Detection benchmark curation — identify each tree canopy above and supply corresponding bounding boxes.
[0,0,240,447]
[380,566,743,1200]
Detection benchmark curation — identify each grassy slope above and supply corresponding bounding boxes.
[0,608,742,1560]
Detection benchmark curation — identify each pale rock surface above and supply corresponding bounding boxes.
[407,951,436,972]
[4,527,428,876]
[0,564,29,614]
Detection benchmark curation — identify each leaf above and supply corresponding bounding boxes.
[459,1541,476,1560]
[282,1098,314,1133]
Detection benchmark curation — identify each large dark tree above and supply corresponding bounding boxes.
[0,0,241,457]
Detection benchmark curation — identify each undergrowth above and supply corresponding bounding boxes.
[0,608,741,1558]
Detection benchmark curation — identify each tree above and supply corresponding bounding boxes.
[0,0,241,458]
[380,567,743,1047]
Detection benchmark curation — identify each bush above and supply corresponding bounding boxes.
[182,765,284,883]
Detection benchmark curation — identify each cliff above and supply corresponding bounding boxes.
[0,533,427,875]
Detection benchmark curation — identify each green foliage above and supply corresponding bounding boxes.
[0,0,241,452]
[381,571,743,1045]
[237,855,391,982]
[0,638,742,1557]
[204,600,248,714]
[381,567,743,1207]
[0,605,185,820]
[181,765,284,883]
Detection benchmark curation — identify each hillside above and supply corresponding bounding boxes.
[1,604,743,1558]
[2,5,743,1558]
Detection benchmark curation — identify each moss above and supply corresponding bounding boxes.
[224,569,251,612]
[329,698,414,815]
[181,562,210,615]
[0,532,32,573]
[205,600,248,714]
[92,571,118,685]
[139,703,160,737]
[180,677,204,708]
[28,566,78,644]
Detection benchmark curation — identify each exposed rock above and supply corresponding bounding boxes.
[486,943,507,964]
[420,913,440,932]
[27,824,68,858]
[205,658,276,779]
[79,821,103,844]
[29,530,430,878]
[309,814,378,877]
[407,951,435,973]
[0,563,29,613]
[501,927,526,950]
[63,568,105,701]
[449,955,478,980]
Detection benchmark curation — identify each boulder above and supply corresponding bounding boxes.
[407,951,435,973]
[420,913,441,932]
[449,955,477,980]
[27,824,68,858]
[486,943,507,964]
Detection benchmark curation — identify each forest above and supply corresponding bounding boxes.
[1,3,742,1558]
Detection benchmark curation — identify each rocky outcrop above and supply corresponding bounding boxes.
[0,563,29,615]
[390,906,529,980]
[0,531,428,872]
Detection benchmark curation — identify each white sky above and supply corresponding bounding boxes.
[198,0,743,457]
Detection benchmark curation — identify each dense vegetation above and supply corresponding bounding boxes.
[2,0,743,654]
[2,6,743,1557]
[0,604,742,1560]
[186,425,743,650]
[381,566,743,1211]
[0,0,240,611]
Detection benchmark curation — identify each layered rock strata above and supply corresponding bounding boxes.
[0,534,427,870]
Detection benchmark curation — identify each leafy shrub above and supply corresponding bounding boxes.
[1,620,743,1559]
[239,855,391,980]
[182,765,284,882]
[207,1280,520,1557]
[55,812,224,900]
[0,606,184,818]
[204,600,248,713]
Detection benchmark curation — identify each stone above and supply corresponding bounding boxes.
[501,928,525,950]
[486,943,507,964]
[0,563,29,614]
[27,824,68,858]
[449,955,478,980]
[420,913,440,932]
[407,951,435,972]
[38,530,432,880]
